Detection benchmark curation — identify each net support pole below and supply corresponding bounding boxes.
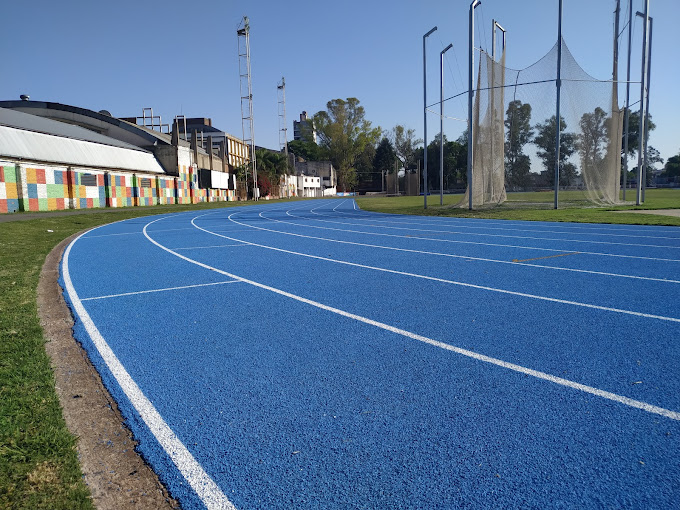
[636,0,649,205]
[440,44,453,206]
[423,26,437,209]
[468,0,481,211]
[554,0,563,210]
[641,14,653,202]
[623,0,633,200]
[612,1,620,198]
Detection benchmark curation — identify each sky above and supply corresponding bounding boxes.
[2,0,678,164]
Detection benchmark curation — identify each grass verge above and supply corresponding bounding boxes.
[356,188,680,225]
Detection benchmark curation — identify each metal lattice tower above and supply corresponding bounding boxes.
[237,16,258,199]
[277,77,288,157]
[277,77,290,198]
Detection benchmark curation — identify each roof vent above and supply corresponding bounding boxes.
[20,94,30,101]
[98,109,112,116]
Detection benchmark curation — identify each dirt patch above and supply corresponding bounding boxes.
[38,234,179,510]
[612,209,680,218]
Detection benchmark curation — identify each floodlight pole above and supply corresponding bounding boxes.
[423,26,438,209]
[467,0,481,211]
[636,0,650,205]
[440,43,453,206]
[623,0,633,200]
[636,12,653,202]
[554,0,563,209]
[491,20,505,203]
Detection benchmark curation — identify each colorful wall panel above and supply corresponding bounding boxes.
[18,165,70,212]
[106,172,135,208]
[177,165,192,204]
[0,163,19,213]
[68,169,106,209]
[189,165,206,203]
[156,176,177,205]
[134,174,157,207]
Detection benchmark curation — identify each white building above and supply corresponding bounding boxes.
[297,174,320,197]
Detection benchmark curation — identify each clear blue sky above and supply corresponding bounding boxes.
[2,0,678,164]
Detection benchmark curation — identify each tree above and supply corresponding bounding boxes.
[578,107,608,173]
[661,151,680,178]
[534,115,578,186]
[391,125,422,173]
[504,100,533,189]
[255,149,288,197]
[621,109,656,157]
[417,134,467,192]
[355,142,378,191]
[313,98,381,191]
[288,139,323,162]
[373,137,397,189]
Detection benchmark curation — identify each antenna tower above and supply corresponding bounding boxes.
[237,16,258,199]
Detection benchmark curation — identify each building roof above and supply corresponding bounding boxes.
[0,108,165,174]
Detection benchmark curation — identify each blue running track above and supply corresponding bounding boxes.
[60,199,680,509]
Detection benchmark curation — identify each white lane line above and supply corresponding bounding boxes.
[257,211,680,284]
[63,228,236,510]
[292,213,680,250]
[172,244,252,251]
[336,207,680,235]
[321,211,680,241]
[81,280,241,301]
[143,215,680,422]
[199,212,680,323]
[83,227,196,239]
[283,210,680,263]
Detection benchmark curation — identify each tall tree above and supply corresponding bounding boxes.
[391,125,422,173]
[534,115,578,186]
[578,107,608,173]
[313,98,381,191]
[288,139,323,162]
[622,109,656,157]
[355,142,378,191]
[504,100,533,189]
[373,137,397,185]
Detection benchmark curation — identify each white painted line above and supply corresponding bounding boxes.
[283,210,680,263]
[256,211,680,284]
[202,213,680,323]
[322,211,680,241]
[143,215,680,422]
[63,228,236,510]
[81,280,241,301]
[83,227,197,239]
[172,244,251,251]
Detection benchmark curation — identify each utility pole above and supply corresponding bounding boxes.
[467,0,482,210]
[423,26,438,209]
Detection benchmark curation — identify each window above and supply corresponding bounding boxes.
[139,177,152,188]
[80,174,98,186]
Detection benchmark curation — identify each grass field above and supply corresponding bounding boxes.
[0,190,678,508]
[357,188,680,225]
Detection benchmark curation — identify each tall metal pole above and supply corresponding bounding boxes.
[636,0,649,205]
[612,2,620,201]
[423,26,437,209]
[553,0,563,209]
[643,16,653,201]
[467,0,481,211]
[623,0,633,200]
[636,12,653,202]
[440,43,453,206]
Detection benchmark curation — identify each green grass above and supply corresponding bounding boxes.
[0,198,305,509]
[356,188,680,226]
[0,191,678,507]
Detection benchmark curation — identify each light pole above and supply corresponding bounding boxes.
[423,26,438,209]
[636,11,653,202]
[467,0,482,210]
[554,0,563,209]
[636,0,650,205]
[440,43,453,206]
